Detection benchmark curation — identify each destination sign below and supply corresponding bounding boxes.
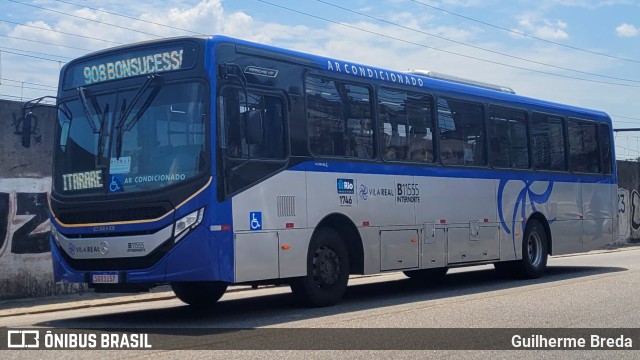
[63,42,198,89]
[61,170,103,191]
[83,49,183,85]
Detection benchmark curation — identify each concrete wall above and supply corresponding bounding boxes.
[0,99,83,299]
[617,160,640,242]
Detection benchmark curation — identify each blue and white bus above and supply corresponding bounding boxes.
[45,35,616,307]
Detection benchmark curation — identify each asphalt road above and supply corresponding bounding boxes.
[2,246,640,359]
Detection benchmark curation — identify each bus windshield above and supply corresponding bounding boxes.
[53,81,208,195]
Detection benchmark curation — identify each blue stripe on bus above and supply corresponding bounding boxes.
[289,161,616,184]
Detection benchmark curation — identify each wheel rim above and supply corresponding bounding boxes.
[527,231,543,267]
[312,246,341,287]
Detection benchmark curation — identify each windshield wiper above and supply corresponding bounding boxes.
[114,74,162,158]
[77,87,100,133]
[96,104,110,167]
[78,87,112,166]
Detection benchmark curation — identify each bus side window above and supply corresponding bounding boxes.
[264,97,286,159]
[489,107,529,169]
[438,98,485,166]
[568,118,599,173]
[409,125,431,162]
[532,113,566,171]
[306,76,373,159]
[379,87,434,163]
[222,88,286,160]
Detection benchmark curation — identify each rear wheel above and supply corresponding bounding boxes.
[403,267,448,283]
[290,227,350,307]
[502,220,548,279]
[171,281,227,307]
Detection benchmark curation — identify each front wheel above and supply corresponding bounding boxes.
[171,281,227,307]
[290,227,350,307]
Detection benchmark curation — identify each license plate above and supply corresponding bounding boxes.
[91,272,119,284]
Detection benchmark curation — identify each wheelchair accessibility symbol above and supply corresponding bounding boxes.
[109,175,123,193]
[249,212,262,231]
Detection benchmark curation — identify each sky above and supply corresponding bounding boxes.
[1,0,639,159]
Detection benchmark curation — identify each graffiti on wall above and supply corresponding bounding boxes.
[0,178,51,258]
[618,188,630,241]
[0,178,58,299]
[632,190,640,232]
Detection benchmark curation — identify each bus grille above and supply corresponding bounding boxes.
[56,205,170,225]
[277,196,296,217]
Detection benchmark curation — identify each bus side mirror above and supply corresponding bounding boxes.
[60,121,70,152]
[21,112,34,148]
[243,110,263,145]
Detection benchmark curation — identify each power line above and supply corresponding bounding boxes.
[49,1,640,118]
[0,77,57,89]
[52,0,207,36]
[408,0,640,64]
[255,0,640,88]
[0,92,55,100]
[0,19,123,45]
[0,93,26,99]
[615,144,640,154]
[0,46,74,60]
[612,114,640,121]
[0,82,57,92]
[0,48,67,64]
[8,0,165,39]
[613,120,640,125]
[0,34,98,52]
[315,0,640,84]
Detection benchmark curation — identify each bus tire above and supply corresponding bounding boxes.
[403,267,448,283]
[171,281,227,307]
[513,220,548,279]
[493,261,515,278]
[290,227,350,307]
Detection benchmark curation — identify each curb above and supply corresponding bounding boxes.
[0,285,258,318]
[0,293,177,318]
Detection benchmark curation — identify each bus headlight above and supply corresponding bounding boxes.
[174,208,204,242]
[51,224,61,247]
